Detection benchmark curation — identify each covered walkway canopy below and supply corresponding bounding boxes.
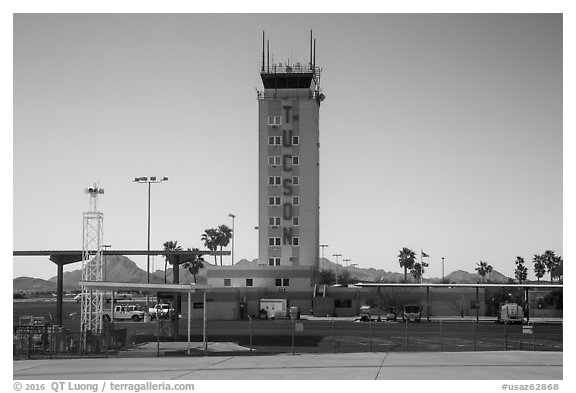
[81,281,214,355]
[353,282,563,322]
[13,249,229,326]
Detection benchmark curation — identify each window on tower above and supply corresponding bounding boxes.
[292,176,300,185]
[292,136,299,145]
[268,156,281,166]
[269,196,282,206]
[292,156,300,165]
[268,116,282,126]
[268,237,281,246]
[268,136,282,145]
[293,196,300,206]
[268,176,281,186]
[269,217,281,226]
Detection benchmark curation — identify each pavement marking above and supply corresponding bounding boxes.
[374,352,389,380]
[172,356,235,380]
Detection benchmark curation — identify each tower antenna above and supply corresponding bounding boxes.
[262,31,265,72]
[313,38,316,71]
[310,30,313,69]
[267,39,270,73]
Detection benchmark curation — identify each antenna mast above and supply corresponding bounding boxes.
[80,183,105,340]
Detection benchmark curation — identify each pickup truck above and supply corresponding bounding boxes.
[148,304,172,319]
[497,303,524,324]
[101,304,145,322]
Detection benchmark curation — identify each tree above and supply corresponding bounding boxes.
[319,269,336,286]
[532,254,546,283]
[338,270,351,286]
[475,260,493,283]
[182,248,205,284]
[514,256,528,283]
[162,240,182,284]
[542,250,558,284]
[201,228,219,264]
[410,262,422,282]
[216,225,233,266]
[551,256,563,283]
[398,247,416,283]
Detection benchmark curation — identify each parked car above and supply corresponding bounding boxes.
[386,307,397,321]
[402,304,422,322]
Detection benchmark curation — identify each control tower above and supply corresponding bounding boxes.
[257,31,325,285]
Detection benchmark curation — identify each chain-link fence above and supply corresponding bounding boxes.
[13,319,562,360]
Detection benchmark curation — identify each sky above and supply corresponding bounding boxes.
[10,12,564,281]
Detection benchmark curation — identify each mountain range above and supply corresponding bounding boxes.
[13,255,512,293]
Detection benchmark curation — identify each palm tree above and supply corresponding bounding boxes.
[475,260,489,283]
[514,256,528,283]
[485,263,493,283]
[182,248,205,284]
[201,228,219,264]
[533,254,546,283]
[551,255,563,283]
[217,225,233,266]
[398,247,416,283]
[542,250,557,284]
[162,240,182,284]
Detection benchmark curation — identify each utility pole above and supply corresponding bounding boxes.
[320,244,329,270]
[332,254,342,284]
[228,214,236,265]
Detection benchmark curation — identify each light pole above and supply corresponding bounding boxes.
[228,214,235,265]
[134,176,168,284]
[332,254,342,284]
[102,244,112,281]
[320,244,329,270]
[343,258,351,270]
[442,257,445,284]
[343,259,351,286]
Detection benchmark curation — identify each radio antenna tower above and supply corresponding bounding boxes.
[80,183,105,337]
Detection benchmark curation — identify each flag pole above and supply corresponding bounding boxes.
[420,250,423,284]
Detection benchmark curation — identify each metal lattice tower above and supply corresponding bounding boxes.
[80,183,105,335]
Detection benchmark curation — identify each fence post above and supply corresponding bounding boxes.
[405,318,408,352]
[331,317,335,354]
[49,326,53,359]
[27,334,32,360]
[504,321,508,351]
[291,319,295,355]
[369,318,373,353]
[248,315,253,356]
[472,320,476,352]
[439,320,443,352]
[104,323,108,358]
[156,320,160,358]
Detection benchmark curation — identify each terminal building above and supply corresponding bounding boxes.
[207,33,324,298]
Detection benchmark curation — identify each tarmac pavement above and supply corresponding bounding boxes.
[13,350,562,380]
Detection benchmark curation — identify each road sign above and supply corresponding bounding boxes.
[522,324,533,334]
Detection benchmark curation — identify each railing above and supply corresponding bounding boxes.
[256,89,323,100]
[13,319,562,359]
[260,64,320,75]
